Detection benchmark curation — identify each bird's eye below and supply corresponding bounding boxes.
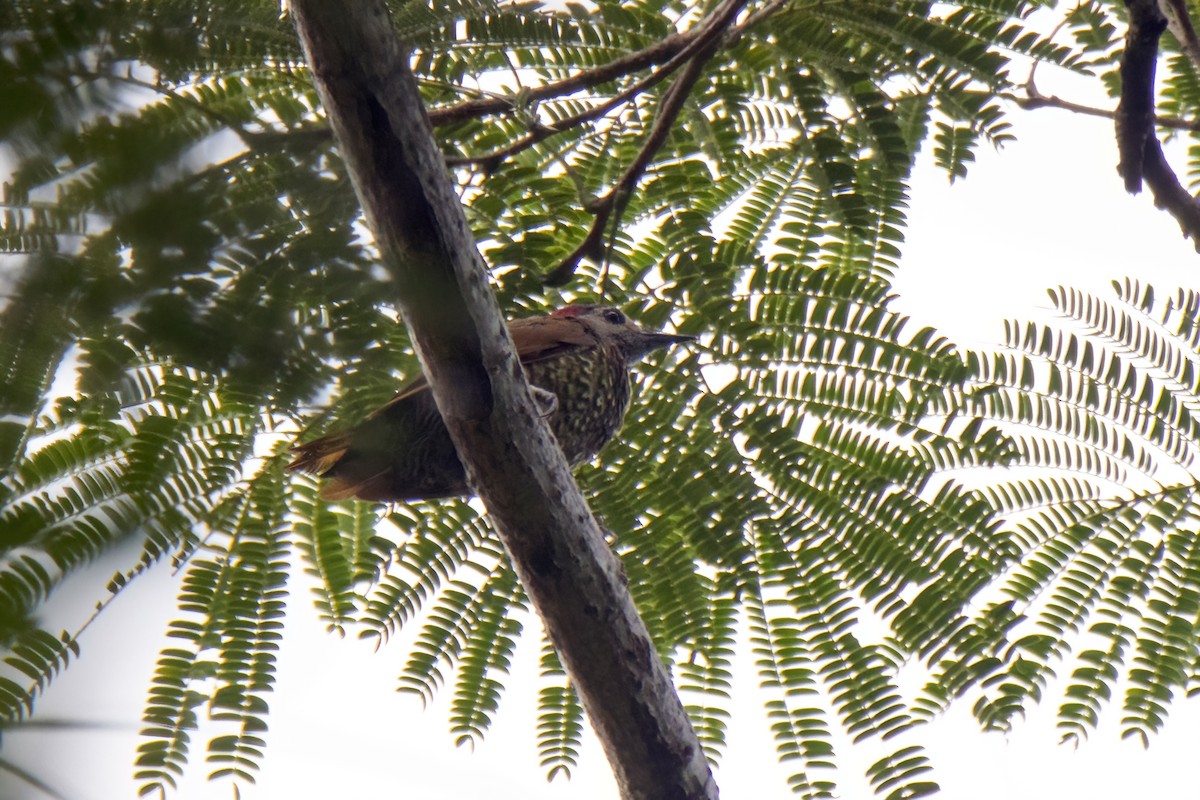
[603,309,626,325]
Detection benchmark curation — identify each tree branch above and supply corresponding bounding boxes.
[428,0,787,129]
[1159,0,1200,74]
[1115,0,1200,248]
[1116,0,1167,193]
[1139,132,1200,243]
[231,30,706,155]
[287,2,718,798]
[444,26,717,172]
[253,3,792,158]
[427,29,696,127]
[446,0,750,173]
[543,0,750,286]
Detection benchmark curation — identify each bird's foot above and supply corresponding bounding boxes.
[530,386,559,418]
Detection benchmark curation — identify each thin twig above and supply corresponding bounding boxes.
[444,53,689,170]
[544,0,751,285]
[430,0,788,129]
[446,0,752,171]
[738,0,792,30]
[426,29,698,127]
[1023,8,1076,92]
[1011,88,1200,133]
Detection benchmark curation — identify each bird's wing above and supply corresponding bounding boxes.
[286,315,596,481]
[363,315,597,417]
[286,384,448,499]
[508,314,598,364]
[284,379,431,478]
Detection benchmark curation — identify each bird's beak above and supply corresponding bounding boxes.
[632,330,696,360]
[647,332,695,348]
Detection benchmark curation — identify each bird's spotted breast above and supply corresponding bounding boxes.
[526,343,631,465]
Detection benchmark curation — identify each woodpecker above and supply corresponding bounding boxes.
[287,305,694,502]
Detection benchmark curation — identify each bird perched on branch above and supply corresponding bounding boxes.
[287,304,694,502]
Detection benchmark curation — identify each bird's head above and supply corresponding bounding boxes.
[552,304,695,361]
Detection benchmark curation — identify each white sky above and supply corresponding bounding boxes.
[7,66,1200,800]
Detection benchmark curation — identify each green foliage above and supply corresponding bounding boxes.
[0,629,79,723]
[1,0,1175,797]
[537,641,585,778]
[135,468,290,794]
[917,280,1200,744]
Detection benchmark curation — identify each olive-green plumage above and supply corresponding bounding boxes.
[286,305,693,502]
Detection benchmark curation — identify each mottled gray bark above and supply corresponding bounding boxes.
[289,3,717,798]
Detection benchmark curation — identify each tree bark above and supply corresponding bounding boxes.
[288,4,718,798]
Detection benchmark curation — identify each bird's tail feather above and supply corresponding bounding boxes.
[286,432,348,476]
[287,432,398,501]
